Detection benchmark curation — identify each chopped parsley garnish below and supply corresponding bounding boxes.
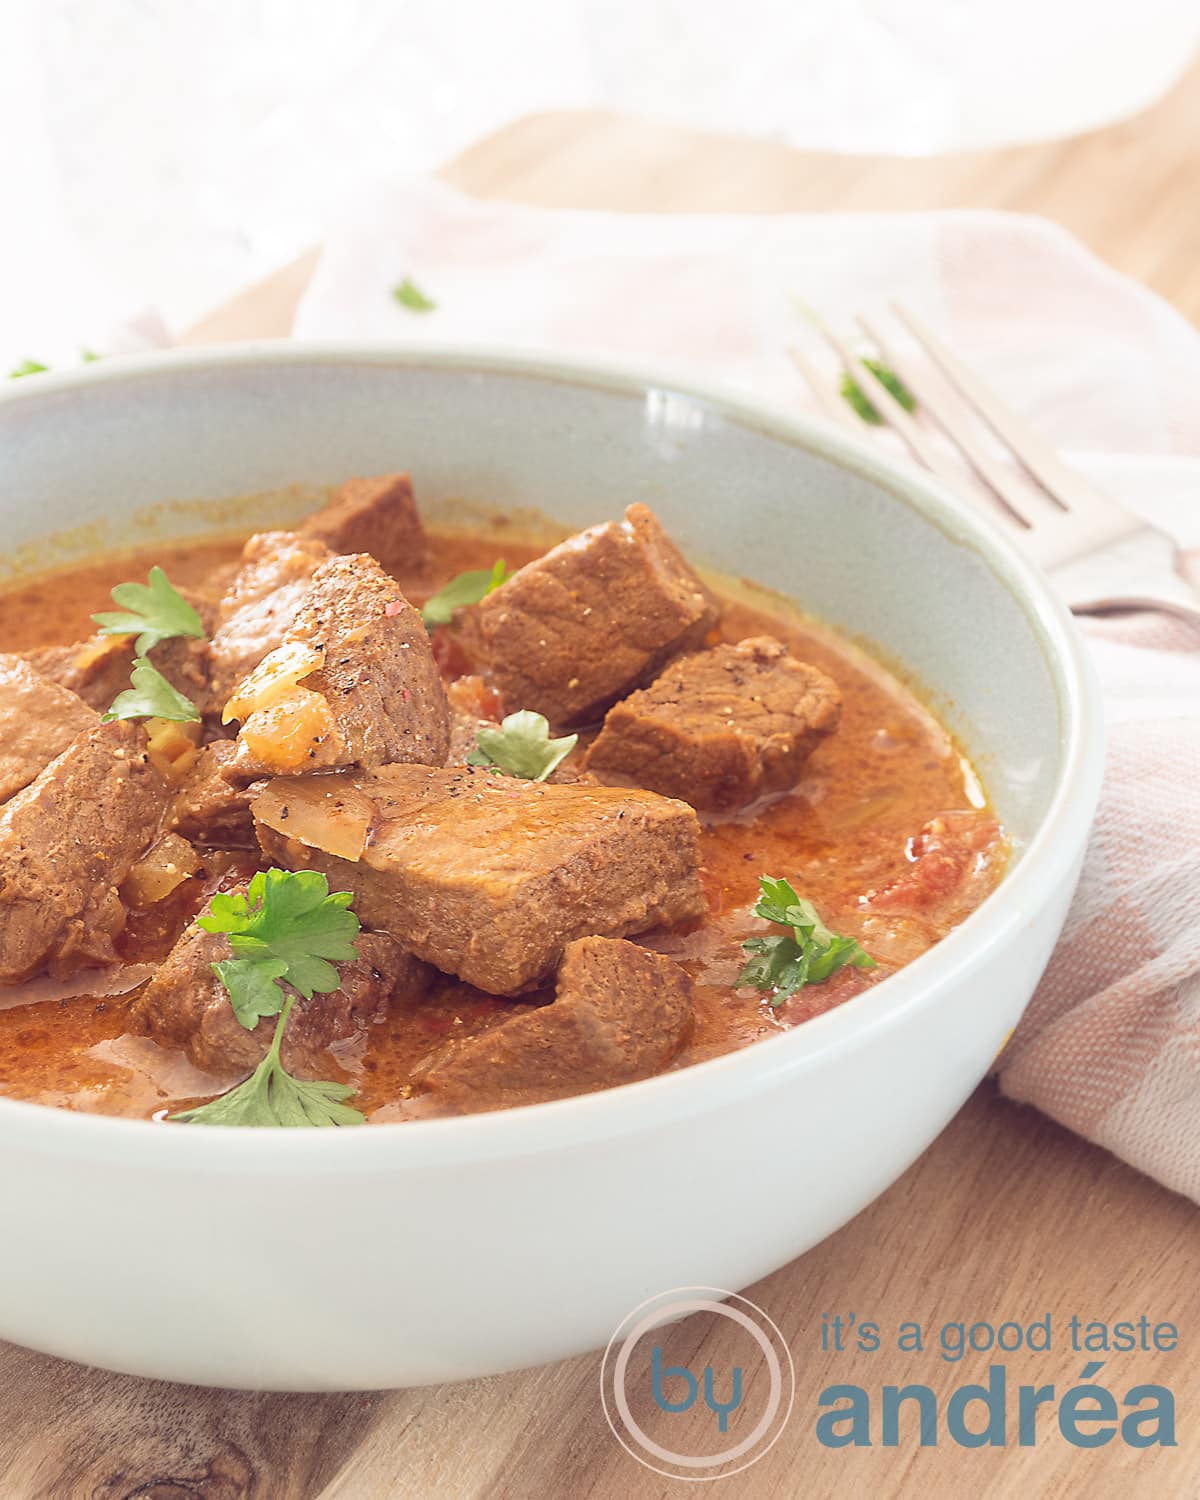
[421,558,510,626]
[101,657,201,724]
[468,709,578,783]
[738,876,874,1005]
[840,359,917,425]
[197,868,362,1027]
[93,565,205,655]
[9,351,102,377]
[392,277,437,313]
[171,996,363,1127]
[95,565,206,722]
[171,869,365,1128]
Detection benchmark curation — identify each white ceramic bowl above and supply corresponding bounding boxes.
[0,345,1102,1389]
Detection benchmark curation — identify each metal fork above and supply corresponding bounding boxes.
[794,304,1200,625]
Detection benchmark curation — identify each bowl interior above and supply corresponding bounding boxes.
[0,348,1065,845]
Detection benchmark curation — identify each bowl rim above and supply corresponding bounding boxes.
[0,340,1105,1169]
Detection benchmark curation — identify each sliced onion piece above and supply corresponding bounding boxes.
[222,640,325,725]
[0,963,156,1011]
[252,775,374,862]
[121,832,203,907]
[145,716,201,783]
[238,687,341,774]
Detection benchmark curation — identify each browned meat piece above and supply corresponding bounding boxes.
[24,631,208,716]
[447,701,489,767]
[253,764,706,995]
[464,503,719,726]
[299,473,428,575]
[168,741,261,847]
[223,553,450,780]
[416,937,694,1109]
[206,531,333,711]
[445,675,500,764]
[0,654,98,803]
[24,637,134,713]
[0,721,169,983]
[130,909,423,1078]
[154,630,212,712]
[587,636,842,811]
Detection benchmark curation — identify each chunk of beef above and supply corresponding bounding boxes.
[168,741,260,847]
[448,703,491,768]
[0,721,169,983]
[416,936,694,1108]
[206,531,333,711]
[253,764,706,995]
[154,630,212,712]
[23,637,133,713]
[0,654,98,804]
[465,503,719,726]
[223,553,450,780]
[587,636,841,811]
[130,909,422,1077]
[299,473,428,575]
[25,629,209,716]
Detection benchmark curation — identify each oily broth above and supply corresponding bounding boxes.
[0,537,246,652]
[0,527,1005,1120]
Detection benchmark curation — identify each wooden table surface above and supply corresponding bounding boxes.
[7,58,1197,1500]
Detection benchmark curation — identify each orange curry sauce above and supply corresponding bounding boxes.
[0,529,1006,1121]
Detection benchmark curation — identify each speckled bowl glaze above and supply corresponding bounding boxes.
[0,345,1102,1389]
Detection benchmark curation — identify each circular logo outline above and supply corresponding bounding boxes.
[600,1285,796,1482]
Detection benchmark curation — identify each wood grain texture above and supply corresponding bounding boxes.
[17,59,1200,1500]
[0,1346,386,1497]
[182,50,1200,346]
[312,1088,1200,1500]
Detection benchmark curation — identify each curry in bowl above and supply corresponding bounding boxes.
[0,476,1005,1124]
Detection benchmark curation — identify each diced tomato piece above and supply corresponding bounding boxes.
[429,626,478,682]
[861,813,1001,914]
[446,673,504,722]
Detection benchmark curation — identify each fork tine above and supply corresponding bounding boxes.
[893,302,1146,559]
[804,310,968,492]
[787,346,858,428]
[890,302,1090,511]
[855,314,1033,530]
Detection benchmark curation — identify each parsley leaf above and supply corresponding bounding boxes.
[210,957,290,1028]
[392,277,437,313]
[841,359,917,425]
[93,565,205,655]
[9,352,103,377]
[101,657,200,723]
[738,875,874,1006]
[421,558,510,626]
[197,868,361,1026]
[170,994,365,1127]
[171,869,367,1128]
[467,709,578,782]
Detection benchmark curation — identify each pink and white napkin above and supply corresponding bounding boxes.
[294,177,1200,1202]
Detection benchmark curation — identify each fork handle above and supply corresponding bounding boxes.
[1052,527,1200,629]
[1069,588,1200,629]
